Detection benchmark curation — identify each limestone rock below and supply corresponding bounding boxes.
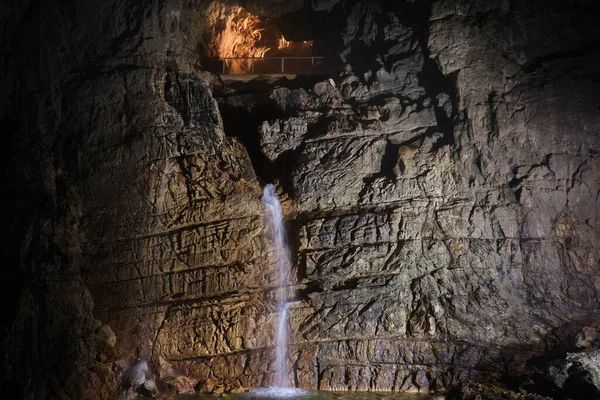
[541,350,600,399]
[162,375,199,394]
[2,0,600,398]
[260,117,309,161]
[96,325,117,348]
[142,379,160,397]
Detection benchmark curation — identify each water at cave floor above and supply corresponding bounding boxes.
[160,391,432,400]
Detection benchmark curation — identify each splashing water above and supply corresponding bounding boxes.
[262,184,292,388]
[120,360,149,399]
[247,387,310,399]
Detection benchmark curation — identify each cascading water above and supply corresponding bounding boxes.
[262,184,291,388]
[248,184,308,398]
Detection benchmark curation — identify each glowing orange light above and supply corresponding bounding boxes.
[278,35,290,50]
[217,6,270,60]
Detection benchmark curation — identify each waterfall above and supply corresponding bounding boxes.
[262,184,291,388]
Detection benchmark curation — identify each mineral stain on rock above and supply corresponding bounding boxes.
[1,0,600,399]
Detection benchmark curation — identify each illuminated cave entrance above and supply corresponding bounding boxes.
[213,6,337,77]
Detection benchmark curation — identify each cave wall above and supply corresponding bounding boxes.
[279,0,600,391]
[1,0,599,398]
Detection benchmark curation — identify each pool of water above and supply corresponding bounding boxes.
[173,389,432,400]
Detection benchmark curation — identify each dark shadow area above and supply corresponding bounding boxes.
[0,117,31,336]
[215,70,338,196]
[222,74,332,92]
[217,96,281,185]
[294,280,325,304]
[498,319,600,399]
[413,0,459,151]
[214,79,297,191]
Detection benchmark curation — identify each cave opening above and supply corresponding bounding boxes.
[216,91,283,185]
[215,86,304,197]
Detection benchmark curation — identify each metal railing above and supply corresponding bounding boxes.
[221,56,325,75]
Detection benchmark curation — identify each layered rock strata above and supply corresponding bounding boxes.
[1,0,599,398]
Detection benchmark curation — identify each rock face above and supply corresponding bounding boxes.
[1,0,599,398]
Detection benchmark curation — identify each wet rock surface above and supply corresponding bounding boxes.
[1,0,600,399]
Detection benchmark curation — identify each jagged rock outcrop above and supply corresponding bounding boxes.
[1,0,599,398]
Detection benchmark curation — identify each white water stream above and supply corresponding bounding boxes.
[262,184,293,389]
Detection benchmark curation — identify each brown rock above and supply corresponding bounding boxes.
[96,325,117,348]
[163,376,199,394]
[2,0,600,398]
